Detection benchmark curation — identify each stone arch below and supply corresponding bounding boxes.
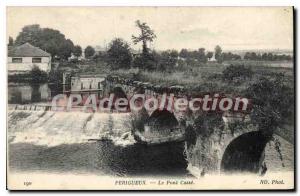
[148,109,179,128]
[220,131,269,174]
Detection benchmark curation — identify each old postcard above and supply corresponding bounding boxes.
[6,7,294,190]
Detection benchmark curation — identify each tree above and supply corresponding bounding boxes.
[107,38,132,69]
[131,20,157,70]
[221,52,241,61]
[206,51,213,60]
[8,36,14,46]
[215,45,222,63]
[73,45,82,57]
[84,46,95,59]
[197,48,207,63]
[157,50,178,71]
[15,24,41,46]
[132,20,156,55]
[15,24,75,59]
[58,39,74,60]
[179,49,189,58]
[132,52,157,70]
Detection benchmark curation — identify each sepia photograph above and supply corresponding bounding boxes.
[6,6,294,190]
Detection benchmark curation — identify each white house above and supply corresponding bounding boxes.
[8,43,51,73]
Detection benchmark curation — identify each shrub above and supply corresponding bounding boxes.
[29,65,48,83]
[245,75,294,138]
[222,64,253,83]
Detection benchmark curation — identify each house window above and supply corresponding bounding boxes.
[32,58,42,63]
[12,58,22,63]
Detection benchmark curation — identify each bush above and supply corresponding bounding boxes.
[222,64,253,83]
[132,52,157,71]
[29,66,48,83]
[245,75,294,137]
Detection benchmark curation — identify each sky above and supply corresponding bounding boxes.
[7,7,293,51]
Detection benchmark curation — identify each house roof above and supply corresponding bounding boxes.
[8,43,51,57]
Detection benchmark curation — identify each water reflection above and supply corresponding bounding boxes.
[9,141,189,177]
[8,83,62,104]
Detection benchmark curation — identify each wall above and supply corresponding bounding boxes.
[71,77,105,91]
[7,56,51,72]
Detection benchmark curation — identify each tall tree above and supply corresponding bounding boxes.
[72,45,82,57]
[132,20,156,54]
[15,24,41,46]
[84,46,95,59]
[14,24,75,59]
[215,45,222,63]
[197,48,207,63]
[107,38,132,69]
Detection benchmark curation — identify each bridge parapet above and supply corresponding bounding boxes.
[104,74,185,98]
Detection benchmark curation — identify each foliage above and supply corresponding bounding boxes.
[227,121,255,136]
[215,45,222,63]
[29,65,48,83]
[132,20,156,54]
[220,52,241,61]
[244,52,292,61]
[222,64,253,83]
[206,51,213,60]
[84,46,95,59]
[157,50,178,71]
[179,49,189,58]
[178,48,208,63]
[245,75,294,137]
[193,112,224,137]
[107,38,132,69]
[196,48,207,63]
[48,69,64,84]
[72,45,82,57]
[15,24,75,59]
[131,20,157,70]
[132,52,158,70]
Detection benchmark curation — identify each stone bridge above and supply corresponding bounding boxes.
[104,75,269,175]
